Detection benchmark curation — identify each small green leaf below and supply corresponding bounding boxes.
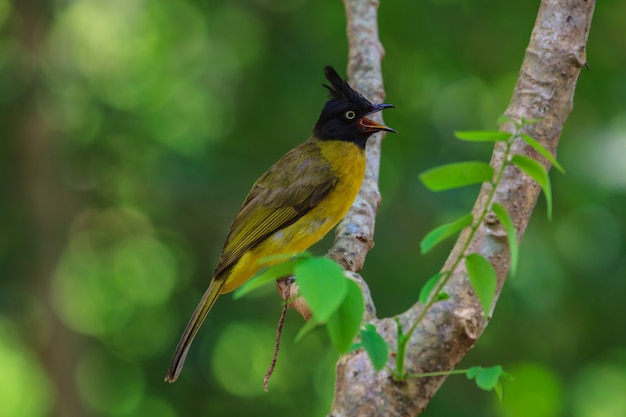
[491,203,519,276]
[420,214,473,254]
[294,317,320,343]
[295,257,347,322]
[326,280,364,352]
[511,154,553,220]
[454,131,512,142]
[420,161,494,192]
[435,292,450,302]
[418,273,443,304]
[465,254,497,316]
[348,342,363,352]
[520,133,565,174]
[475,365,503,391]
[494,379,504,400]
[520,117,540,126]
[234,258,300,299]
[467,366,482,379]
[496,115,517,127]
[360,324,389,371]
[501,370,514,382]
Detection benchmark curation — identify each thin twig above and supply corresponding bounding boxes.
[264,302,287,392]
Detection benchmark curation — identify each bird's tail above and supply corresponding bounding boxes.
[164,278,225,383]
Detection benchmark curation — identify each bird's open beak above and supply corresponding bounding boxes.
[359,103,396,133]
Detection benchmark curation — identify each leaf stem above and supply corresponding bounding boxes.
[392,317,407,380]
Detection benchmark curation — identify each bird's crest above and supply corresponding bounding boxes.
[322,66,372,108]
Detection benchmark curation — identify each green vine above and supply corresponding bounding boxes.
[381,118,561,394]
[391,126,516,381]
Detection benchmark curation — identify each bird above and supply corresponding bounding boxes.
[165,66,395,382]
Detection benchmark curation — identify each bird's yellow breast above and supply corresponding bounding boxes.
[276,139,366,243]
[220,140,366,293]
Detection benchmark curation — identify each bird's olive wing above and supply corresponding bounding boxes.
[213,140,336,279]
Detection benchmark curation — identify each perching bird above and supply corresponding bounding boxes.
[165,66,395,382]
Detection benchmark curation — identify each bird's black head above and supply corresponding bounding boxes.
[313,66,395,148]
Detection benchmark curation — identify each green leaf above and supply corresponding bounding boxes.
[420,161,493,192]
[491,203,519,276]
[465,254,497,316]
[420,214,473,254]
[475,365,503,391]
[326,280,364,352]
[454,131,511,142]
[360,324,389,371]
[418,273,443,304]
[234,258,300,300]
[435,292,450,302]
[501,370,514,382]
[348,342,363,352]
[467,366,483,380]
[496,115,517,127]
[511,154,553,220]
[520,117,540,126]
[520,133,565,174]
[494,379,504,400]
[295,257,347,323]
[294,317,320,343]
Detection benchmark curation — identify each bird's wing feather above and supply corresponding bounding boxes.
[213,139,336,279]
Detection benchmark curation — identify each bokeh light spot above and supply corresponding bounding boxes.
[210,322,280,397]
[0,320,52,417]
[206,5,266,70]
[46,0,232,154]
[577,115,626,191]
[432,77,490,135]
[127,396,178,417]
[555,206,621,274]
[52,232,136,336]
[493,362,563,417]
[0,0,11,28]
[144,85,228,155]
[105,306,177,360]
[76,348,145,415]
[511,231,565,315]
[36,88,103,143]
[571,350,626,417]
[52,208,179,336]
[111,236,177,306]
[254,0,308,13]
[49,0,165,110]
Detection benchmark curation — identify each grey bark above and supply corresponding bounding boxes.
[325,0,596,416]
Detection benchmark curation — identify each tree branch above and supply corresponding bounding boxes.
[329,0,595,416]
[326,0,389,274]
[276,0,391,320]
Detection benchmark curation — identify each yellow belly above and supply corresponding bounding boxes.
[220,140,366,293]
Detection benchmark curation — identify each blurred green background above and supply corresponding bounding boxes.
[1,0,625,416]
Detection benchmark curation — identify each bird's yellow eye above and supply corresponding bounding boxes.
[345,110,356,120]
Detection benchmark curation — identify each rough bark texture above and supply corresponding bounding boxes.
[327,0,596,416]
[326,0,390,274]
[277,0,390,321]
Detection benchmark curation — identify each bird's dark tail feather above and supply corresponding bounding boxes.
[164,279,225,383]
